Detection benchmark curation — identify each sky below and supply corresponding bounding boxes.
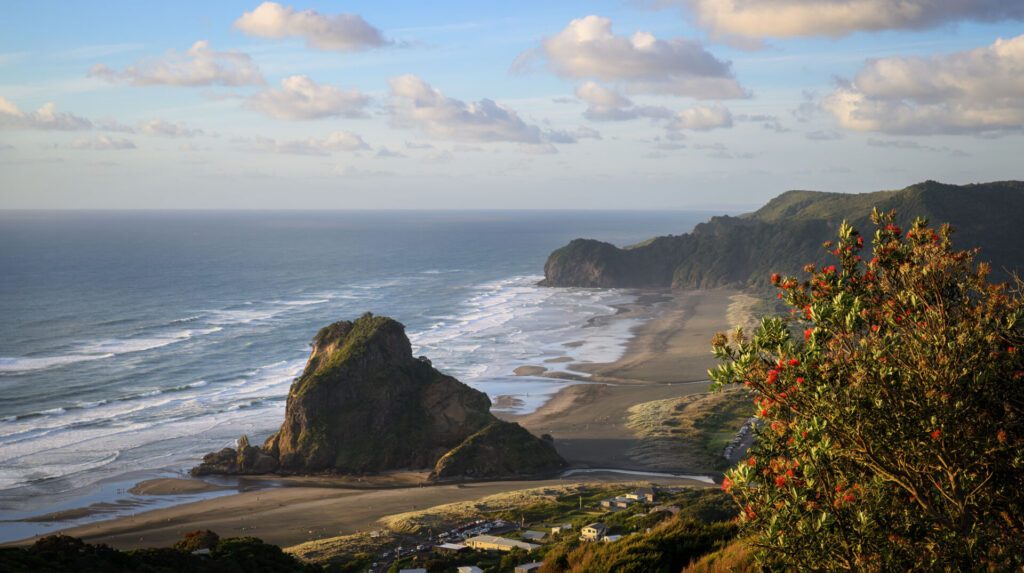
[1,0,1022,210]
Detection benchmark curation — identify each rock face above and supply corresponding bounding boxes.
[193,313,566,480]
[540,180,1024,289]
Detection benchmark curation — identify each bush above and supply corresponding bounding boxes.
[711,211,1024,570]
[173,529,220,552]
[538,517,736,573]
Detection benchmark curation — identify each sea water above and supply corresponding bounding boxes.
[0,210,709,533]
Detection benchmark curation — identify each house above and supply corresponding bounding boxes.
[464,534,540,553]
[399,569,427,573]
[580,522,607,541]
[457,567,484,573]
[600,496,634,509]
[625,487,656,503]
[436,542,468,553]
[550,523,573,535]
[514,563,543,573]
[603,534,623,543]
[522,530,546,541]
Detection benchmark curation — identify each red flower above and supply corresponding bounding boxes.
[775,475,787,488]
[823,265,836,274]
[747,457,756,467]
[788,358,799,366]
[766,369,779,384]
[804,328,813,340]
[997,430,1008,443]
[770,272,781,285]
[721,476,734,493]
[795,377,805,385]
[930,429,942,441]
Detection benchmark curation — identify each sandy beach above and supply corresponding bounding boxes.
[506,289,752,471]
[6,287,754,551]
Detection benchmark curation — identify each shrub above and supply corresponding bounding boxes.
[711,211,1024,570]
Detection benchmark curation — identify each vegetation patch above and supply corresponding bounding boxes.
[626,388,751,471]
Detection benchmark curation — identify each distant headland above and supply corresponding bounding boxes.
[540,180,1024,289]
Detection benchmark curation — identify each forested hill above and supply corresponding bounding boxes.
[540,180,1024,289]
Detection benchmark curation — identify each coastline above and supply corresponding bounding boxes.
[504,289,752,472]
[3,287,756,550]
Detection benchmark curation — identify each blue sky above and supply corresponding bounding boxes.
[1,1,1022,209]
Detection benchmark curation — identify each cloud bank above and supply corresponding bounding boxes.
[69,135,136,150]
[234,2,389,52]
[389,75,568,146]
[138,119,203,138]
[238,131,370,155]
[246,75,370,120]
[517,15,746,99]
[668,104,733,131]
[824,34,1024,135]
[676,0,1024,40]
[0,98,92,130]
[90,41,264,86]
[575,82,672,121]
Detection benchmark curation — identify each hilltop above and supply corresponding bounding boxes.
[193,313,565,480]
[540,180,1024,289]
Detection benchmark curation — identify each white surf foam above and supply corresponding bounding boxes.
[0,353,116,374]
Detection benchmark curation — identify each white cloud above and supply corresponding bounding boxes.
[388,74,562,146]
[668,105,733,131]
[138,119,203,138]
[69,135,136,150]
[237,131,369,155]
[246,75,369,120]
[574,81,671,121]
[823,34,1024,135]
[89,41,264,87]
[0,97,92,130]
[676,0,1024,40]
[516,15,746,99]
[234,2,388,52]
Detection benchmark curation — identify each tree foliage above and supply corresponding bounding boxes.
[711,211,1024,571]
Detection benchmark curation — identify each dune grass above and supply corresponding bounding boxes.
[626,387,751,472]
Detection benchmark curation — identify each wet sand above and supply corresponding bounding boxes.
[506,289,747,472]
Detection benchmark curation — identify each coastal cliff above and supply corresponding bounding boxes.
[193,313,565,479]
[540,180,1024,289]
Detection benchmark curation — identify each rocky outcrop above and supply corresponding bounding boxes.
[430,421,565,480]
[540,180,1024,289]
[193,313,565,480]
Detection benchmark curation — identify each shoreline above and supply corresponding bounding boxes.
[3,286,756,549]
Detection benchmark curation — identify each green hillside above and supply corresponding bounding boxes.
[540,180,1024,289]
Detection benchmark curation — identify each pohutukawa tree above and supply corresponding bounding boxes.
[710,210,1024,571]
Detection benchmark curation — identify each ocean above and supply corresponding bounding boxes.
[0,210,709,539]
